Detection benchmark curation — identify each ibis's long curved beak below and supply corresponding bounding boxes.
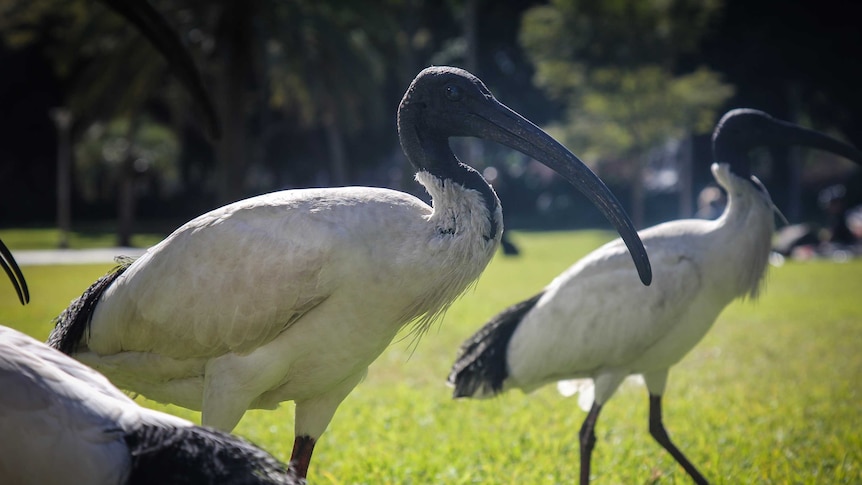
[770,119,862,166]
[0,239,28,305]
[717,110,862,177]
[471,98,652,286]
[99,0,221,139]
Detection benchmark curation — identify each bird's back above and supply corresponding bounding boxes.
[50,183,501,417]
[452,218,741,398]
[506,220,731,388]
[81,187,435,359]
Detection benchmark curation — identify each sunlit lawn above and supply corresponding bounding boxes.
[1,230,860,484]
[0,226,167,250]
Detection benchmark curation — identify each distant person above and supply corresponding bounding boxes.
[774,184,860,259]
[818,184,857,245]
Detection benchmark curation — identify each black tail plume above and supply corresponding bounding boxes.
[125,424,303,485]
[47,259,134,355]
[448,292,543,398]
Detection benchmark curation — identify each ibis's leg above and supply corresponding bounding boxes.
[291,369,367,478]
[578,402,603,485]
[290,435,316,478]
[648,394,708,485]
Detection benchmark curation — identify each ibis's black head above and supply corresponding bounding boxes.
[397,67,499,172]
[398,66,652,285]
[0,238,28,305]
[713,109,862,179]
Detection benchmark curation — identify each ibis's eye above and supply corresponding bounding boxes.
[444,84,463,101]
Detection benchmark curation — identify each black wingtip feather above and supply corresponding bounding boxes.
[448,292,544,398]
[47,259,134,355]
[125,424,303,485]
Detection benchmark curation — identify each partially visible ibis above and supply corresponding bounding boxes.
[0,325,303,484]
[49,66,651,479]
[448,109,862,484]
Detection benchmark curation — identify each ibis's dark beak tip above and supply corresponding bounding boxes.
[640,266,653,286]
[0,239,29,306]
[633,249,652,286]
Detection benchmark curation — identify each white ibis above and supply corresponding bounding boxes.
[48,66,651,479]
[0,325,303,484]
[448,109,862,484]
[0,238,28,305]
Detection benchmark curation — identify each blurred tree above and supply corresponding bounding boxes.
[0,0,186,128]
[698,0,862,222]
[0,0,189,245]
[260,0,396,188]
[75,117,179,245]
[0,0,404,238]
[520,0,733,227]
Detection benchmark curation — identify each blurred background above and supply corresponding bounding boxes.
[0,0,860,246]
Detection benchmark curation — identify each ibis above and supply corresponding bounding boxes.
[448,109,862,484]
[0,238,28,305]
[48,66,651,479]
[0,325,303,484]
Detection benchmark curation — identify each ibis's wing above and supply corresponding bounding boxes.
[507,225,709,387]
[85,188,421,359]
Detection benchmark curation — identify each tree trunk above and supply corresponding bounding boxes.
[461,0,483,167]
[677,135,693,218]
[50,108,73,249]
[325,118,348,185]
[116,117,142,247]
[463,0,479,72]
[784,82,803,222]
[214,0,256,204]
[631,156,646,229]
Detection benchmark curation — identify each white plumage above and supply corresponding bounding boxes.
[49,66,650,479]
[77,184,496,427]
[449,109,862,485]
[506,163,771,395]
[0,325,301,485]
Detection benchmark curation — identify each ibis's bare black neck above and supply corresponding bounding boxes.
[399,116,500,241]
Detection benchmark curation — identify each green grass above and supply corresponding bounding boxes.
[0,226,166,249]
[2,230,860,484]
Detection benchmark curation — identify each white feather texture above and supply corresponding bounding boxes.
[505,163,776,404]
[0,326,190,485]
[75,176,501,438]
[557,376,646,411]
